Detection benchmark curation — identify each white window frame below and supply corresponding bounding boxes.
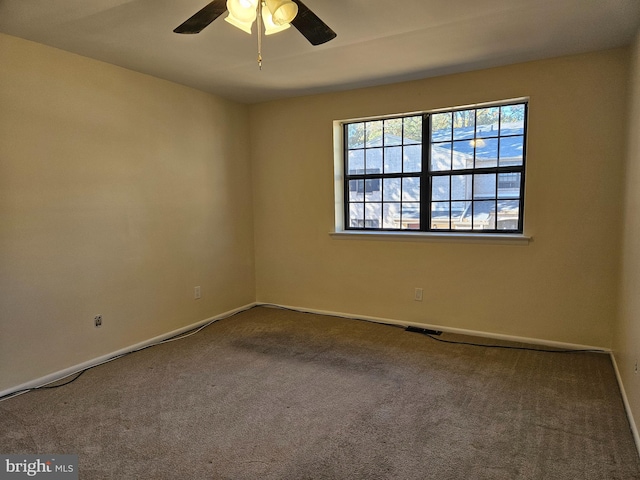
[332,98,532,244]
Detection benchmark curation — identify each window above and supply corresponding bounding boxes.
[342,101,527,233]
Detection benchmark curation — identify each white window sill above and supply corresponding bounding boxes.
[330,230,532,245]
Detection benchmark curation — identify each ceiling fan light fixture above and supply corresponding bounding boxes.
[262,7,291,35]
[265,0,298,26]
[224,14,254,33]
[225,0,258,33]
[173,0,337,46]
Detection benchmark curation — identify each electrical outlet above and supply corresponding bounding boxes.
[94,315,102,328]
[194,286,201,300]
[414,288,423,302]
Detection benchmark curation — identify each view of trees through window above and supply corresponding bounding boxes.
[343,101,527,232]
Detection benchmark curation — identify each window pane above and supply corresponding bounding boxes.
[365,148,383,173]
[431,202,450,230]
[474,137,498,168]
[452,140,474,170]
[453,110,475,140]
[431,113,452,142]
[453,201,472,230]
[498,173,521,198]
[347,123,365,148]
[473,200,496,230]
[365,120,383,147]
[458,200,496,230]
[403,145,422,172]
[384,118,403,145]
[383,203,401,228]
[384,146,402,173]
[451,175,472,200]
[348,150,364,173]
[451,201,466,221]
[500,104,525,136]
[404,116,422,144]
[349,203,364,227]
[349,180,364,201]
[401,203,420,229]
[476,107,500,138]
[497,200,520,230]
[474,173,496,199]
[431,176,450,201]
[365,203,382,228]
[431,142,452,171]
[383,178,401,201]
[365,179,382,201]
[499,135,524,166]
[402,177,420,201]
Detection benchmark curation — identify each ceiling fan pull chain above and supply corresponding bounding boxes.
[257,1,263,70]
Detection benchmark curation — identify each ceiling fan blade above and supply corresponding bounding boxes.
[173,0,228,34]
[290,0,337,46]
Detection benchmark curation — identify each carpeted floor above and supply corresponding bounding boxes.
[1,306,639,479]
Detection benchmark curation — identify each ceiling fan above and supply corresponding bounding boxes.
[173,0,337,47]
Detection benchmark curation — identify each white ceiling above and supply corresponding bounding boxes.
[1,0,639,104]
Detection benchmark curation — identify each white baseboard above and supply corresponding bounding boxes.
[0,302,257,401]
[610,353,640,457]
[1,300,611,401]
[257,302,610,352]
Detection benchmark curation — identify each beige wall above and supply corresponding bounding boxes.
[614,30,640,438]
[250,48,629,348]
[0,34,255,392]
[0,31,633,402]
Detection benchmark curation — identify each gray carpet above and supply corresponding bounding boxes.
[1,306,639,479]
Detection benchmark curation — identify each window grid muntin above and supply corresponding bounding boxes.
[344,101,526,233]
